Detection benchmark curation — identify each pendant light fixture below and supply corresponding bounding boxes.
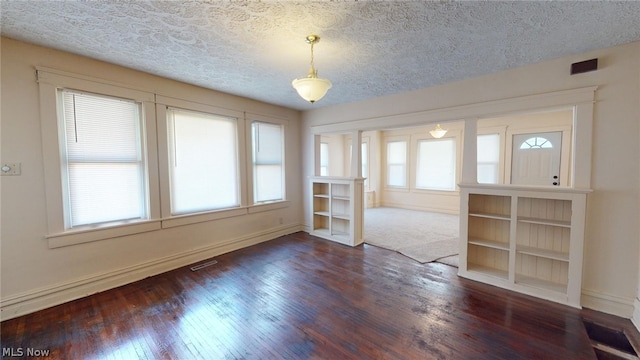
[292,35,332,103]
[429,124,447,138]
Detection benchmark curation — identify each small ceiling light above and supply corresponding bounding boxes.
[292,35,332,103]
[429,124,447,138]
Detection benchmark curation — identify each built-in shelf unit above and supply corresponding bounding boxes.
[458,184,591,308]
[310,176,364,247]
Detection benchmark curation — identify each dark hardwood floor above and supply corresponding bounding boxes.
[2,232,638,359]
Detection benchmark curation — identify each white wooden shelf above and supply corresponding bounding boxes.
[469,213,511,221]
[468,238,509,251]
[516,246,569,262]
[332,196,350,201]
[517,217,571,228]
[466,263,509,280]
[332,213,350,220]
[515,274,568,294]
[310,177,364,247]
[459,184,590,308]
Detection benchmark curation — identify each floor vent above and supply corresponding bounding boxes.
[190,260,218,272]
[584,320,639,360]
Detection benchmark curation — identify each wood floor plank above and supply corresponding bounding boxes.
[2,232,636,359]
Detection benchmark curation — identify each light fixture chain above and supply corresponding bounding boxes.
[310,40,316,76]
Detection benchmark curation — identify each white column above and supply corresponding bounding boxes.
[350,130,362,178]
[572,102,594,189]
[461,118,478,184]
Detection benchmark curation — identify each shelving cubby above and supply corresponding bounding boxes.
[310,176,364,247]
[459,184,590,308]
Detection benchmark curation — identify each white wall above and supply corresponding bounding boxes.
[302,41,640,318]
[0,38,303,320]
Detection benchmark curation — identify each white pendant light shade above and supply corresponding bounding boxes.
[429,124,447,138]
[292,35,332,103]
[292,77,332,103]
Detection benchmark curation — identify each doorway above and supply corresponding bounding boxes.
[511,131,562,186]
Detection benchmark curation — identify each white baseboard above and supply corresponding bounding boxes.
[0,224,302,321]
[633,297,640,333]
[581,288,635,318]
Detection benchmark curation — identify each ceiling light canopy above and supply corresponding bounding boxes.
[429,124,447,138]
[292,35,332,104]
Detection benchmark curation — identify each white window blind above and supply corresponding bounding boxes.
[416,138,456,190]
[477,133,500,184]
[252,122,284,203]
[167,108,239,214]
[320,142,329,176]
[386,141,407,187]
[60,90,146,227]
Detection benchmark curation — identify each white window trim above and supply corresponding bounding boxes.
[410,129,461,193]
[155,95,246,228]
[38,69,161,248]
[414,137,457,191]
[246,113,289,206]
[477,125,507,185]
[37,69,293,247]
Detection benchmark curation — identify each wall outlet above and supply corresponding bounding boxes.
[1,163,21,176]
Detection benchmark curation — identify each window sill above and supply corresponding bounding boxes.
[47,220,162,249]
[383,187,410,193]
[248,200,290,214]
[161,207,248,228]
[46,201,292,248]
[412,188,459,196]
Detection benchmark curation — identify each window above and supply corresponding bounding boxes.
[167,108,239,214]
[59,89,147,228]
[252,122,284,203]
[477,134,500,184]
[520,136,553,149]
[320,142,329,176]
[416,138,456,190]
[387,141,407,187]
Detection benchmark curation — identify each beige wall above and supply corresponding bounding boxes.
[2,35,639,322]
[318,110,573,214]
[302,40,640,317]
[0,38,303,319]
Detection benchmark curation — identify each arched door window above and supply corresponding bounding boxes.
[520,137,553,149]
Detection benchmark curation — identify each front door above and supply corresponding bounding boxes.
[511,131,562,186]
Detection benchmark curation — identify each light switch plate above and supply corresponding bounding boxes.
[1,163,21,176]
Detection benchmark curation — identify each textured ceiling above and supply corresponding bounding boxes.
[2,1,640,111]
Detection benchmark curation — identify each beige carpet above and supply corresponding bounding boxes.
[364,207,460,267]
